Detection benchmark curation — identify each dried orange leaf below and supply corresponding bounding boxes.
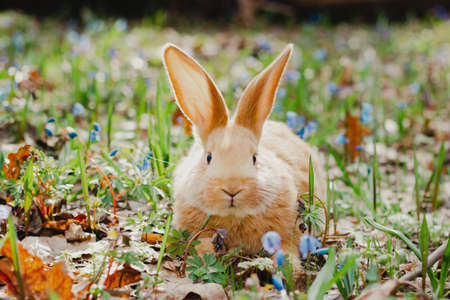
[0,238,75,300]
[105,264,141,288]
[3,145,34,180]
[343,112,370,161]
[141,232,163,244]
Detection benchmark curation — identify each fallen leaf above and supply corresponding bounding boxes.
[2,145,35,180]
[105,264,141,289]
[355,279,400,300]
[141,232,163,244]
[343,112,370,161]
[0,238,74,300]
[151,278,227,300]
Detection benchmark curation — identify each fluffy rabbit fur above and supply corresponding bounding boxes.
[162,43,326,260]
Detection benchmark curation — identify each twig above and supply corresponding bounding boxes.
[313,195,329,245]
[399,281,427,300]
[180,228,217,276]
[95,164,118,224]
[400,242,447,281]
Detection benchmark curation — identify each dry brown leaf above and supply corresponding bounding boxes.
[355,279,400,300]
[2,145,35,180]
[151,278,227,300]
[141,232,163,244]
[105,264,141,289]
[0,238,75,300]
[343,112,370,161]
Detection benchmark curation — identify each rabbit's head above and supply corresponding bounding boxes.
[163,43,292,217]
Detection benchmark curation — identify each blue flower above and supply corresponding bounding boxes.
[355,145,363,151]
[45,128,54,137]
[314,48,327,61]
[68,131,78,139]
[257,40,272,52]
[360,103,373,125]
[73,103,86,116]
[0,85,10,102]
[114,18,128,31]
[110,149,118,157]
[398,102,407,110]
[286,111,298,129]
[336,133,349,145]
[93,122,101,132]
[327,82,339,94]
[299,235,322,259]
[315,248,329,255]
[137,157,150,172]
[285,70,300,82]
[89,130,100,143]
[306,121,318,134]
[47,117,55,123]
[146,152,153,160]
[275,249,284,267]
[273,103,282,114]
[297,127,305,139]
[409,82,420,94]
[277,87,287,99]
[262,231,281,254]
[272,274,284,291]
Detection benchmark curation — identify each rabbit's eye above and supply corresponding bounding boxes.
[252,154,257,165]
[206,152,212,164]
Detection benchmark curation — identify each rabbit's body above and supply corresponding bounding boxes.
[173,120,326,254]
[163,43,326,259]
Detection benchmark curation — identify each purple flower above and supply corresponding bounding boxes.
[355,145,363,151]
[262,231,281,254]
[73,103,86,116]
[272,274,284,291]
[299,235,322,259]
[275,249,284,267]
[336,133,349,145]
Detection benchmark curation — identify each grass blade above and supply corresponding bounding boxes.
[308,156,314,234]
[77,146,91,230]
[419,216,429,290]
[431,143,445,211]
[439,239,450,297]
[7,216,25,300]
[156,212,172,279]
[413,148,421,220]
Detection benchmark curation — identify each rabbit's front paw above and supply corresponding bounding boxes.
[194,237,215,256]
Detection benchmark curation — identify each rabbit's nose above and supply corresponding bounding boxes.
[221,189,241,199]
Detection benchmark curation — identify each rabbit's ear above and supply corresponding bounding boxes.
[234,44,293,139]
[163,43,229,143]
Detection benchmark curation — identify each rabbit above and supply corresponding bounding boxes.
[162,43,326,265]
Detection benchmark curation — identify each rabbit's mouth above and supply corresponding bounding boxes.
[221,189,242,208]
